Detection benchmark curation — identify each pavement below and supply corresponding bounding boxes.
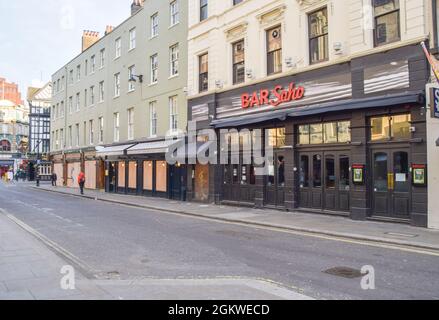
[0,204,311,300]
[33,183,439,252]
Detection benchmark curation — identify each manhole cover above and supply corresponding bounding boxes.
[324,267,363,279]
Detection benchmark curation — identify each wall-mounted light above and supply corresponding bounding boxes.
[129,74,143,83]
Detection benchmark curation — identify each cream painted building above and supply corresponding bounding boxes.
[51,0,188,197]
[186,0,433,227]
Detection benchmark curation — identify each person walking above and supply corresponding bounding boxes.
[51,172,58,187]
[78,171,86,195]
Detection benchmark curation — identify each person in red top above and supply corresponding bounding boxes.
[77,172,86,195]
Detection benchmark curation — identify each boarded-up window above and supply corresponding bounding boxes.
[128,161,137,189]
[143,161,153,191]
[156,161,167,192]
[118,162,126,188]
[85,161,97,190]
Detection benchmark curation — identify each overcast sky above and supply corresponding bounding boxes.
[0,0,129,95]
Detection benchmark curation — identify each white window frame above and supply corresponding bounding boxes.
[89,120,94,145]
[115,38,122,59]
[91,55,96,73]
[98,117,104,144]
[113,113,120,142]
[114,73,121,97]
[99,81,105,102]
[90,86,95,106]
[100,48,105,68]
[150,54,158,84]
[169,96,178,132]
[150,101,157,137]
[128,65,136,91]
[129,28,136,50]
[151,13,159,38]
[170,44,179,77]
[76,93,80,111]
[170,0,180,26]
[128,108,135,140]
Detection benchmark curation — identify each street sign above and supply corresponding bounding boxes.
[431,87,439,119]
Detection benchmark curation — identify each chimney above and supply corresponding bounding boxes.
[82,30,100,52]
[131,0,145,16]
[105,25,114,35]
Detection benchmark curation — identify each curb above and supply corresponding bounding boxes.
[31,186,439,254]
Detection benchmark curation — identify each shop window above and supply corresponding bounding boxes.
[118,162,126,188]
[143,161,153,191]
[325,155,335,189]
[249,165,256,185]
[232,165,239,184]
[299,121,351,145]
[268,128,286,148]
[310,124,323,144]
[278,156,285,187]
[267,159,275,186]
[324,123,338,144]
[224,165,231,184]
[373,153,388,192]
[313,155,322,188]
[374,0,400,46]
[300,155,309,188]
[339,156,350,191]
[241,166,248,185]
[128,162,137,189]
[370,114,411,141]
[156,161,168,192]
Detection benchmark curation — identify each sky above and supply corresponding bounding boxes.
[0,0,130,96]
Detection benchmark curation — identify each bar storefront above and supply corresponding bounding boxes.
[188,43,429,227]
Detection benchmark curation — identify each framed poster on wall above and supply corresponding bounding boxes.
[352,164,365,185]
[412,164,427,187]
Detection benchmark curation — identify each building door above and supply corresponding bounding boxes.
[299,152,350,212]
[108,162,116,193]
[265,152,285,208]
[372,149,411,219]
[170,165,184,201]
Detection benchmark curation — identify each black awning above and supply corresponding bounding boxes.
[211,91,424,129]
[212,109,288,129]
[288,91,424,118]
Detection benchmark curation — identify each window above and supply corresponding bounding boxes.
[115,38,122,58]
[151,13,159,37]
[170,44,179,77]
[232,40,245,84]
[234,0,243,4]
[267,26,282,75]
[61,76,65,90]
[268,128,286,148]
[84,89,88,107]
[370,114,411,141]
[170,0,179,26]
[68,96,73,114]
[299,121,351,145]
[60,129,64,149]
[76,93,80,111]
[128,108,134,140]
[150,101,157,137]
[129,28,136,50]
[99,81,105,102]
[200,0,208,21]
[75,124,80,147]
[90,86,95,105]
[91,55,96,73]
[98,117,104,144]
[199,53,208,92]
[169,96,178,132]
[100,49,105,68]
[309,7,329,64]
[85,60,88,75]
[374,0,400,46]
[113,113,120,142]
[60,101,65,118]
[68,126,72,148]
[69,70,74,84]
[89,120,94,145]
[128,65,136,91]
[114,73,121,97]
[76,65,81,81]
[150,55,158,83]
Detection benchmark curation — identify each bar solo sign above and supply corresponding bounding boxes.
[241,82,305,109]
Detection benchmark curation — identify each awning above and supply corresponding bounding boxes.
[212,109,289,129]
[126,139,182,155]
[212,91,424,129]
[96,144,135,157]
[288,91,424,118]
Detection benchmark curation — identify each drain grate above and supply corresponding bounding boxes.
[324,267,363,279]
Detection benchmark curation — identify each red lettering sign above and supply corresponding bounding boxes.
[241,83,305,109]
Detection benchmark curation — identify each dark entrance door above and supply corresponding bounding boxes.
[372,149,411,219]
[265,152,285,208]
[299,152,350,212]
[170,165,185,201]
[108,162,116,193]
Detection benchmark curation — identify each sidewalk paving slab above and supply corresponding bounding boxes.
[32,185,439,252]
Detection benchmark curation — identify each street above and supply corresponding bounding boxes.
[1,182,439,300]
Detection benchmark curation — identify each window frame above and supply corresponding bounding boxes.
[373,0,401,47]
[308,7,329,65]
